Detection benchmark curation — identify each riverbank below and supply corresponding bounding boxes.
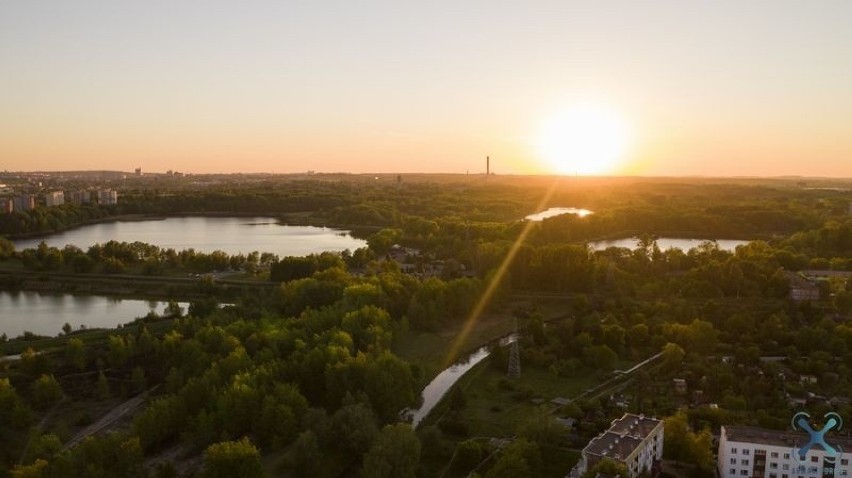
[0,268,276,302]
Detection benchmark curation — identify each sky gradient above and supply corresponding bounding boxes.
[2,1,851,176]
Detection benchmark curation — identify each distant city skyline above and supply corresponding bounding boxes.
[2,1,851,177]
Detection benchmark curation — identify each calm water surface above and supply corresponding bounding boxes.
[525,207,593,221]
[589,237,750,252]
[13,216,366,256]
[0,291,182,339]
[409,335,516,427]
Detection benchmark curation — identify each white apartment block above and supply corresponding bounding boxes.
[44,191,64,207]
[718,425,852,478]
[570,413,664,478]
[97,189,118,205]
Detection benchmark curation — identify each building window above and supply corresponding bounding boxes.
[742,459,749,465]
[784,453,790,459]
[770,474,777,478]
[741,471,749,476]
[743,449,751,455]
[842,459,849,465]
[783,464,789,470]
[771,452,779,458]
[811,456,818,462]
[771,462,778,469]
[731,458,737,464]
[732,447,738,454]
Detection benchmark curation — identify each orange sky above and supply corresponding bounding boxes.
[2,1,851,177]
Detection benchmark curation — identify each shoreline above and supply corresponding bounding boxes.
[6,210,376,243]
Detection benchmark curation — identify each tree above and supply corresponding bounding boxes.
[361,423,421,478]
[165,300,183,318]
[65,338,87,371]
[31,374,63,409]
[0,378,33,430]
[661,342,685,372]
[131,366,146,393]
[201,437,266,478]
[331,402,379,456]
[485,439,542,478]
[284,431,321,477]
[97,370,111,400]
[582,457,629,478]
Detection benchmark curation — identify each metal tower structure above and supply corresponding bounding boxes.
[507,318,521,378]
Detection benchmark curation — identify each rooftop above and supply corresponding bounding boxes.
[585,431,644,459]
[608,413,663,438]
[724,425,852,450]
[584,414,663,459]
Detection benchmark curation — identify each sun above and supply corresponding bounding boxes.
[535,104,631,175]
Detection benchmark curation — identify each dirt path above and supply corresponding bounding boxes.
[62,386,157,451]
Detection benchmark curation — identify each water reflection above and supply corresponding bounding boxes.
[525,207,593,221]
[588,237,750,252]
[0,291,186,339]
[13,216,366,256]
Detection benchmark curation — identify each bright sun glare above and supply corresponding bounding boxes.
[535,104,631,175]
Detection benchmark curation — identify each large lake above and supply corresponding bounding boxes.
[589,237,749,252]
[13,216,366,256]
[0,291,181,339]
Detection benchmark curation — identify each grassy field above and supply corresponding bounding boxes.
[392,306,516,378]
[425,359,601,437]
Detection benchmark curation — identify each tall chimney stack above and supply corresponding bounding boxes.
[487,156,490,175]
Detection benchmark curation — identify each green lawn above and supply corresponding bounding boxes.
[392,308,515,378]
[448,362,599,437]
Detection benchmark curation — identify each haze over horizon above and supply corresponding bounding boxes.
[2,1,851,177]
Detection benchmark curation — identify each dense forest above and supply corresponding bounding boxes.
[0,176,851,477]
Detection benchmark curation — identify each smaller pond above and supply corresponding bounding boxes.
[525,207,593,221]
[588,237,750,252]
[409,335,516,427]
[0,291,186,340]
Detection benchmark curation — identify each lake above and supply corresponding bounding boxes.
[525,207,593,221]
[588,237,750,252]
[0,291,182,339]
[13,216,367,256]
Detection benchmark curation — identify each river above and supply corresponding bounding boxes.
[12,216,366,256]
[408,335,516,428]
[0,291,183,339]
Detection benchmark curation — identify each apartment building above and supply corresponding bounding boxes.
[97,189,118,205]
[570,413,664,477]
[44,191,65,207]
[718,425,852,478]
[12,195,35,212]
[68,190,91,205]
